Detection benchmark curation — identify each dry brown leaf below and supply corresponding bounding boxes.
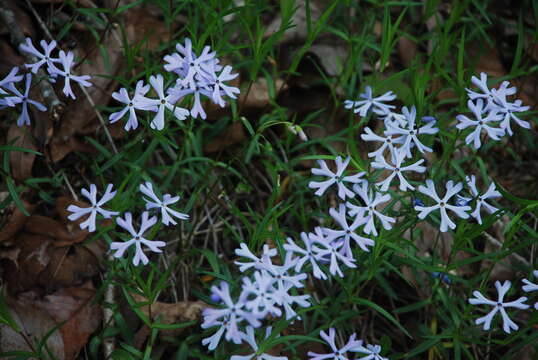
[0,292,64,360]
[49,136,97,163]
[24,215,89,246]
[398,36,418,68]
[7,124,37,180]
[308,43,349,77]
[0,200,37,242]
[40,283,101,360]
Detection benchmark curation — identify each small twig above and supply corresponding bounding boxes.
[0,0,63,120]
[103,254,115,359]
[23,0,53,41]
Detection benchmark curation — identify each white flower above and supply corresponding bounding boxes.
[344,86,396,117]
[469,280,529,333]
[67,183,119,232]
[202,281,260,346]
[465,73,516,102]
[273,281,311,320]
[19,38,59,74]
[234,243,277,273]
[209,65,240,107]
[241,271,281,318]
[6,74,47,127]
[164,38,216,89]
[414,180,471,232]
[0,67,24,107]
[461,175,501,224]
[308,328,364,360]
[139,181,188,226]
[314,235,356,278]
[110,211,163,266]
[456,99,504,149]
[284,232,328,280]
[135,74,189,130]
[347,183,395,236]
[373,108,407,128]
[231,326,288,360]
[491,90,531,136]
[109,81,157,131]
[384,106,439,158]
[360,127,400,160]
[308,156,365,200]
[522,270,538,310]
[47,50,92,99]
[371,149,426,191]
[324,204,374,256]
[354,343,389,360]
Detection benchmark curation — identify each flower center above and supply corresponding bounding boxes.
[160,99,166,104]
[440,202,445,207]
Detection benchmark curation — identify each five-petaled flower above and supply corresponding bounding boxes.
[456,99,504,149]
[19,38,59,74]
[457,175,501,224]
[139,181,189,226]
[308,156,365,200]
[7,74,46,126]
[324,204,374,256]
[469,280,529,333]
[67,183,119,232]
[230,326,288,360]
[522,270,538,310]
[414,180,471,232]
[347,183,395,236]
[371,148,426,191]
[308,327,364,360]
[47,50,92,99]
[344,86,396,117]
[109,81,157,131]
[110,211,164,266]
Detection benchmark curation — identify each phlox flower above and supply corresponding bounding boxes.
[324,204,374,256]
[209,65,240,107]
[19,38,59,74]
[308,327,363,360]
[522,270,538,310]
[354,343,389,360]
[273,281,311,320]
[0,67,24,107]
[6,74,47,126]
[414,180,471,232]
[344,86,396,117]
[167,80,212,119]
[308,156,365,200]
[47,50,92,99]
[139,181,189,226]
[262,253,307,290]
[371,148,426,191]
[284,232,328,280]
[67,183,119,232]
[360,127,400,160]
[110,211,163,266]
[384,106,439,158]
[231,326,287,360]
[136,74,190,130]
[373,108,407,128]
[241,271,282,318]
[491,90,530,136]
[347,183,395,237]
[468,280,529,333]
[465,72,516,102]
[456,99,504,149]
[314,235,356,278]
[163,38,216,89]
[235,243,277,273]
[109,81,157,131]
[458,175,501,224]
[202,281,261,347]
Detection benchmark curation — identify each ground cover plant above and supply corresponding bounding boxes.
[0,0,537,359]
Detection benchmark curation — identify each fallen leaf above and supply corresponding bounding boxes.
[24,215,89,246]
[7,124,37,180]
[238,78,287,109]
[0,200,37,242]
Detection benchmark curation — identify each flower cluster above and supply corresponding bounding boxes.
[457,73,530,148]
[309,328,388,360]
[0,38,92,126]
[201,243,310,357]
[109,38,239,131]
[66,181,188,266]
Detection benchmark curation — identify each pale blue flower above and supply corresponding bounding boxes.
[456,99,504,149]
[384,106,439,158]
[231,326,288,360]
[469,280,529,333]
[308,156,366,200]
[414,180,471,232]
[460,175,501,225]
[344,86,396,117]
[0,67,24,107]
[109,80,157,131]
[67,183,119,232]
[308,328,364,360]
[241,271,281,318]
[371,148,426,191]
[347,183,395,236]
[6,74,47,126]
[234,243,277,273]
[19,38,59,74]
[360,126,400,160]
[522,270,538,310]
[47,50,92,99]
[324,204,374,256]
[284,232,328,280]
[110,211,163,266]
[354,343,389,360]
[139,181,189,226]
